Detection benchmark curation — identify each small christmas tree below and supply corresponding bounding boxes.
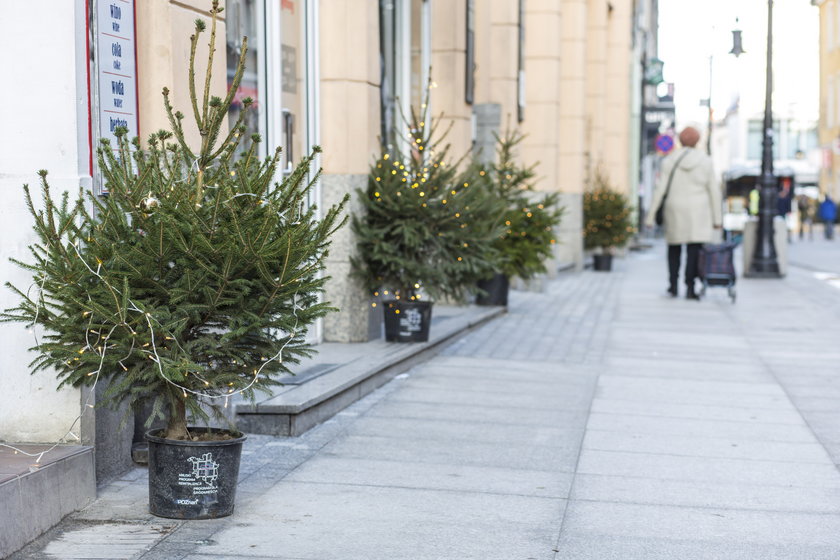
[468,130,564,280]
[351,93,505,303]
[1,3,347,441]
[583,169,635,252]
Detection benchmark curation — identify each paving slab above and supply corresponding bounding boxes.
[585,412,816,442]
[554,535,840,560]
[589,399,806,424]
[592,384,794,409]
[319,433,584,472]
[597,375,789,396]
[342,414,580,445]
[284,455,569,497]
[367,399,590,428]
[576,448,840,488]
[570,473,840,513]
[602,356,772,383]
[582,429,834,463]
[559,500,840,546]
[382,385,594,410]
[197,482,565,560]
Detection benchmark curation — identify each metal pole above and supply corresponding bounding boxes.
[639,53,648,234]
[748,0,781,277]
[707,55,713,155]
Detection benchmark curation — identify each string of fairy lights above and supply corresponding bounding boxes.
[1,182,305,464]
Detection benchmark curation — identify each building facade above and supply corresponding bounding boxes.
[0,0,645,451]
[818,0,840,197]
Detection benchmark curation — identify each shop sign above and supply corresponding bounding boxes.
[95,0,138,150]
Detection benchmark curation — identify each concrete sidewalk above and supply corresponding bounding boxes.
[787,230,840,275]
[13,241,840,559]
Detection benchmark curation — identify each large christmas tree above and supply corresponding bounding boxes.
[351,97,505,303]
[2,3,347,440]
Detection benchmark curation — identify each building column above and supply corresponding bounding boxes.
[586,0,609,182]
[604,0,634,195]
[319,0,381,342]
[521,0,583,271]
[432,0,473,151]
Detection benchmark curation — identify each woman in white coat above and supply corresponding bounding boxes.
[645,127,722,300]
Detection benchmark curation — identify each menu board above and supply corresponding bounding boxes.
[96,0,138,148]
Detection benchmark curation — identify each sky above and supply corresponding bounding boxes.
[657,0,820,129]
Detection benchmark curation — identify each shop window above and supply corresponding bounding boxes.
[747,119,780,161]
[278,0,306,176]
[380,0,430,148]
[226,0,316,176]
[226,0,265,153]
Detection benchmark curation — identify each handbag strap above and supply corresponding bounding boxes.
[662,150,691,201]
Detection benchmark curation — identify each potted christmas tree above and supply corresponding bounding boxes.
[468,130,564,305]
[2,3,346,519]
[583,169,634,271]
[351,98,504,342]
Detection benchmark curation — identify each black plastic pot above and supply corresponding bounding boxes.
[476,273,509,306]
[593,254,613,271]
[383,300,432,342]
[146,427,246,519]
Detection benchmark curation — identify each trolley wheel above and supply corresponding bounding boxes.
[728,286,736,303]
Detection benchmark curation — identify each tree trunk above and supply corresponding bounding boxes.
[164,398,190,440]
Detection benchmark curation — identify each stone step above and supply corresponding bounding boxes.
[0,444,95,558]
[235,304,505,436]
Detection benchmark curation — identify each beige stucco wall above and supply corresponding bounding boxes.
[319,0,381,342]
[819,0,840,197]
[0,0,86,442]
[319,0,380,175]
[432,0,472,156]
[520,1,561,198]
[475,0,518,118]
[519,1,582,269]
[604,0,634,196]
[558,0,587,197]
[586,0,609,185]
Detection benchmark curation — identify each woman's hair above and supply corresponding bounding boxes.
[679,127,701,147]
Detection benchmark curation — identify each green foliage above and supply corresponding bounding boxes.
[583,169,634,251]
[1,3,347,439]
[351,97,505,303]
[467,130,564,279]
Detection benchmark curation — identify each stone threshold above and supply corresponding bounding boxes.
[235,304,505,436]
[0,444,95,558]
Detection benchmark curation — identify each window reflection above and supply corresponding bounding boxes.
[226,0,262,151]
[379,0,430,148]
[281,0,304,176]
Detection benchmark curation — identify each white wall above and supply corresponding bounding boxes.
[0,1,87,441]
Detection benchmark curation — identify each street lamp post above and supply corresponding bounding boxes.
[748,0,781,277]
[707,54,713,155]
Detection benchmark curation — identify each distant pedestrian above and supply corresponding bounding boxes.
[645,126,722,300]
[777,179,793,242]
[749,187,760,216]
[797,194,813,240]
[819,195,837,240]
